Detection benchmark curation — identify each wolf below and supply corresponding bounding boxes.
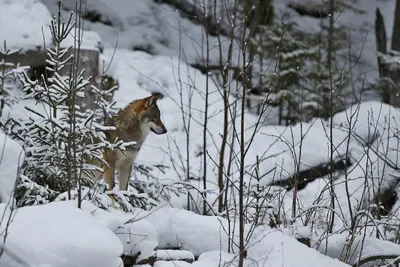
[96,94,167,191]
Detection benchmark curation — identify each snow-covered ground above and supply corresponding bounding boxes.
[0,0,400,266]
[0,198,356,267]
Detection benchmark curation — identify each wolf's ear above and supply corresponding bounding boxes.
[146,94,161,106]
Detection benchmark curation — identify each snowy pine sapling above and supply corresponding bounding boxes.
[253,15,318,125]
[3,9,128,207]
[304,23,350,120]
[253,12,354,123]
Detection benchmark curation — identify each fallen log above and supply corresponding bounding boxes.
[270,158,352,190]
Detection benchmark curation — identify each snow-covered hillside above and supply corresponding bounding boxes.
[38,0,396,90]
[1,0,400,267]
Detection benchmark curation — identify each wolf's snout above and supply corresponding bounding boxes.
[154,127,167,135]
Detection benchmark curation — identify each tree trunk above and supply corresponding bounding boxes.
[73,49,100,112]
[242,0,275,108]
[375,8,387,78]
[390,0,400,107]
[392,0,400,51]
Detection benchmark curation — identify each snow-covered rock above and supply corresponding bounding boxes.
[0,131,24,205]
[0,0,52,50]
[0,201,123,267]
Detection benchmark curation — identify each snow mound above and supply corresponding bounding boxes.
[333,101,400,146]
[0,131,24,205]
[78,200,127,231]
[0,0,52,50]
[144,207,230,256]
[0,201,123,267]
[115,218,158,262]
[320,234,400,266]
[247,229,351,267]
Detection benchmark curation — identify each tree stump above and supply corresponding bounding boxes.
[72,49,100,112]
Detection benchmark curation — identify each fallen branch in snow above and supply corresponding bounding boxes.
[189,62,241,76]
[270,157,352,190]
[353,254,400,267]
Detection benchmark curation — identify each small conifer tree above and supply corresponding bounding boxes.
[253,15,318,124]
[3,7,129,207]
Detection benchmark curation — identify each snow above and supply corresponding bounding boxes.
[99,47,400,227]
[319,234,400,266]
[88,44,400,236]
[154,261,192,267]
[279,0,396,87]
[0,131,24,205]
[247,228,351,267]
[41,0,242,67]
[38,0,397,96]
[1,0,400,266]
[132,207,352,267]
[0,0,52,50]
[143,207,230,255]
[156,250,194,261]
[0,201,123,267]
[61,29,103,52]
[78,200,127,231]
[114,218,158,262]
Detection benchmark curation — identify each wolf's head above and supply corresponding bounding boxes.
[139,94,168,135]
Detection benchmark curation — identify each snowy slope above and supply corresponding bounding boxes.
[0,0,52,50]
[277,0,396,83]
[40,0,242,66]
[39,0,396,92]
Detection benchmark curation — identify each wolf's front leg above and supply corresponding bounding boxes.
[104,164,116,190]
[119,163,133,191]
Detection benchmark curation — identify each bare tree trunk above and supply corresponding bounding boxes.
[242,0,275,108]
[375,8,387,78]
[392,0,400,51]
[375,8,391,104]
[390,0,400,107]
[327,0,336,234]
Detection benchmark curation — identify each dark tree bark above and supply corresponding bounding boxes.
[388,0,400,107]
[242,0,275,108]
[375,8,387,78]
[375,5,400,106]
[392,0,400,51]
